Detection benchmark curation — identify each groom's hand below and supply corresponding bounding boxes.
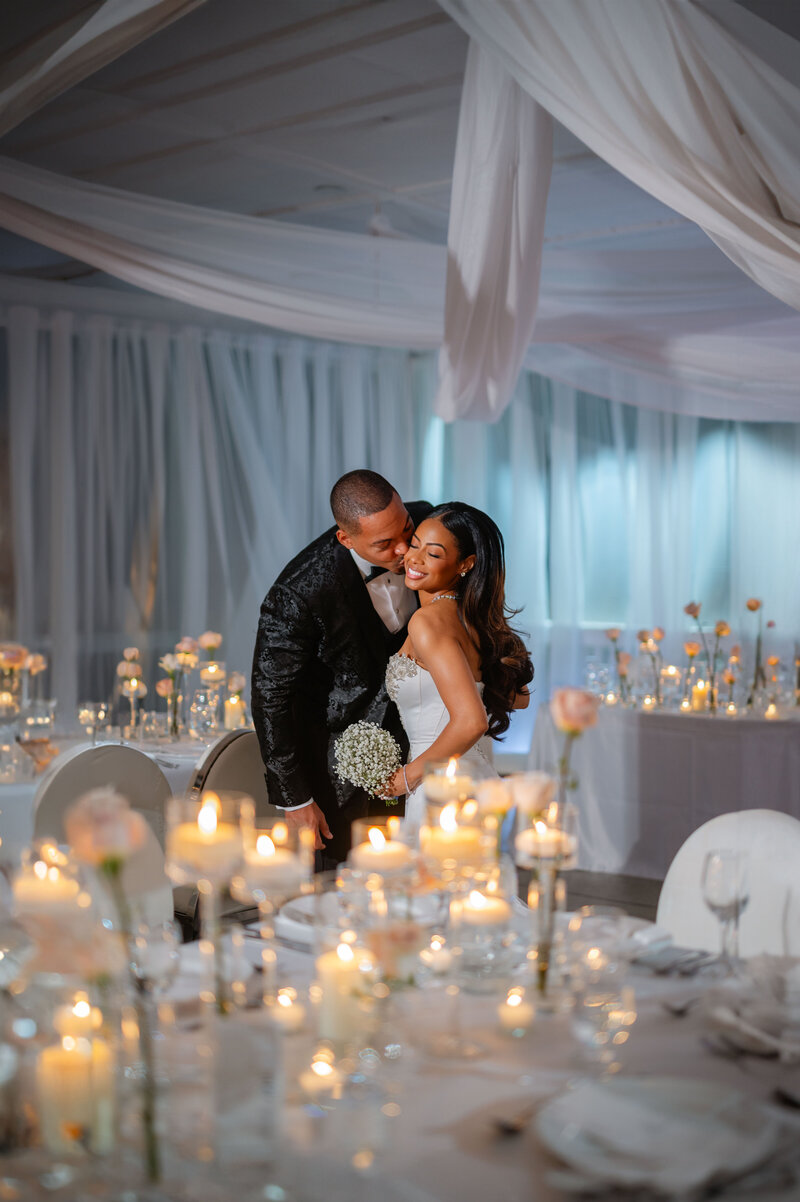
[284,802,332,850]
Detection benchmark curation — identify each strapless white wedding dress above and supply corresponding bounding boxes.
[386,652,496,828]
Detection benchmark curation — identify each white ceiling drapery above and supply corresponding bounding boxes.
[2,154,800,421]
[436,0,800,418]
[0,0,207,139]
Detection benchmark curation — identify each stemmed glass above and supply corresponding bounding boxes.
[701,849,749,969]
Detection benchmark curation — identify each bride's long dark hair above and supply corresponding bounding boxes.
[427,502,533,738]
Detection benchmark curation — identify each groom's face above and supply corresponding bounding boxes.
[336,494,414,573]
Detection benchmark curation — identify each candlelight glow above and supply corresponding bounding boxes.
[336,943,355,963]
[440,804,458,833]
[33,860,47,880]
[462,800,478,820]
[507,992,522,1008]
[272,822,288,844]
[198,796,220,835]
[387,816,400,837]
[446,758,458,778]
[312,1060,334,1078]
[468,890,486,909]
[47,867,60,882]
[72,1000,91,1019]
[255,835,276,858]
[534,820,548,837]
[367,827,386,851]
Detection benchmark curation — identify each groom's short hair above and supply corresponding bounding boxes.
[330,470,397,532]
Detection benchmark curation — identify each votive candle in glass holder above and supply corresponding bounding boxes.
[514,801,578,870]
[166,792,251,1014]
[36,1010,115,1157]
[419,798,490,881]
[12,841,93,932]
[314,936,378,1047]
[497,986,534,1035]
[449,865,517,992]
[349,815,416,878]
[199,660,226,689]
[230,819,313,1005]
[422,757,474,805]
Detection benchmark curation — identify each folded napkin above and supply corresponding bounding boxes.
[702,955,800,1060]
[537,1079,780,1196]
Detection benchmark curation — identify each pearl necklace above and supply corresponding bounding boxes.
[430,592,459,604]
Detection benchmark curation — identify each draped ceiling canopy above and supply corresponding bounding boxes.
[2,0,800,422]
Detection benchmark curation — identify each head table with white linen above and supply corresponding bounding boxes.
[528,706,800,880]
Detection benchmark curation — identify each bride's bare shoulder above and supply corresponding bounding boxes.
[408,605,461,644]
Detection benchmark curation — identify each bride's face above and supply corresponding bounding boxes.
[404,518,474,592]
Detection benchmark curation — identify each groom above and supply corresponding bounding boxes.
[252,470,431,867]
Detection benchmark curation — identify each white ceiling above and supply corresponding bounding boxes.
[0,0,796,301]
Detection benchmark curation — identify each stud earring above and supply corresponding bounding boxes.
[460,571,467,577]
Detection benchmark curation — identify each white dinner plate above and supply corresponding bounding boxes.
[536,1077,782,1195]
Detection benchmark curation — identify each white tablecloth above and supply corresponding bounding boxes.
[528,706,800,880]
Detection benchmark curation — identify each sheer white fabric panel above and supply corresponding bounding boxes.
[2,164,800,422]
[437,0,800,312]
[0,0,207,139]
[6,315,800,749]
[435,40,552,421]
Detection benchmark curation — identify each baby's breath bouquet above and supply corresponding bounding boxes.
[334,720,402,801]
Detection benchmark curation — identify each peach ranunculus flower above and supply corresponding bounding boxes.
[175,636,198,654]
[730,644,741,659]
[684,602,701,619]
[617,652,632,676]
[198,631,222,652]
[123,647,140,662]
[551,688,599,735]
[722,669,737,686]
[714,621,730,638]
[605,628,621,642]
[745,598,761,612]
[64,787,148,867]
[117,659,138,678]
[767,655,780,667]
[651,627,665,642]
[25,653,47,675]
[175,650,198,671]
[228,671,246,695]
[155,678,174,698]
[0,643,29,669]
[636,629,650,644]
[684,641,701,658]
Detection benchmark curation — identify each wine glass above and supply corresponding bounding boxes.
[701,849,749,968]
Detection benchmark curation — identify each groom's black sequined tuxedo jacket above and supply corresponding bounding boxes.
[251,502,432,816]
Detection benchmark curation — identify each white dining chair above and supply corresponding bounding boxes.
[656,809,800,957]
[33,742,172,847]
[190,729,279,820]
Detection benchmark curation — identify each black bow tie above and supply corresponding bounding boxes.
[365,565,389,583]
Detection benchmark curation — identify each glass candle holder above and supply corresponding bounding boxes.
[448,861,520,992]
[422,757,475,805]
[165,792,251,1014]
[77,701,109,745]
[349,815,417,880]
[420,797,493,883]
[515,801,577,1001]
[230,818,314,1004]
[198,660,226,690]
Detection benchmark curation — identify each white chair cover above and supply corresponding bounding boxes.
[33,742,171,845]
[190,730,278,821]
[33,742,174,925]
[656,809,800,957]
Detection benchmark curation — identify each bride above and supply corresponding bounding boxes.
[381,502,533,825]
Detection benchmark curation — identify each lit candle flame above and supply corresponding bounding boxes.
[468,890,486,909]
[72,1000,91,1019]
[33,860,47,880]
[312,1060,333,1078]
[255,834,276,858]
[534,820,548,836]
[272,822,288,844]
[368,828,386,851]
[198,801,219,836]
[446,758,458,779]
[336,943,355,963]
[440,803,458,833]
[507,992,522,1008]
[461,800,478,820]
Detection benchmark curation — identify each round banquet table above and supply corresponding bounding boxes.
[528,705,800,880]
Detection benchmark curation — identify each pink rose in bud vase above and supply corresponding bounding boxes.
[155,678,173,698]
[684,602,701,619]
[605,628,621,642]
[617,652,632,675]
[551,688,599,735]
[123,647,140,662]
[65,787,148,867]
[652,627,665,642]
[175,637,198,654]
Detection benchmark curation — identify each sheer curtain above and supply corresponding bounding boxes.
[4,309,799,749]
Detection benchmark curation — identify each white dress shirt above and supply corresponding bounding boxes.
[277,551,414,810]
[349,549,416,632]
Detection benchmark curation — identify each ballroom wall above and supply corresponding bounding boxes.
[2,309,799,753]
